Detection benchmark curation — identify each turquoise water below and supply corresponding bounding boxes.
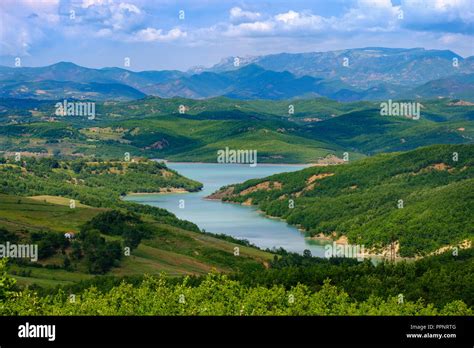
[125,162,330,256]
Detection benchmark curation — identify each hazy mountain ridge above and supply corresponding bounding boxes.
[1,47,473,101]
[210,47,474,87]
[0,79,146,101]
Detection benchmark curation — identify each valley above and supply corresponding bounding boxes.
[0,96,472,164]
[0,158,273,287]
[2,2,474,344]
[124,162,329,255]
[0,46,473,319]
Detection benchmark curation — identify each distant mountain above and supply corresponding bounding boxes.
[0,80,146,101]
[0,62,182,100]
[209,47,474,88]
[149,64,361,100]
[0,62,185,87]
[1,47,473,101]
[407,73,474,101]
[0,62,364,101]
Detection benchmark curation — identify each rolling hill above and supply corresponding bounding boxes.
[0,97,472,163]
[407,73,474,101]
[209,144,474,257]
[0,158,272,287]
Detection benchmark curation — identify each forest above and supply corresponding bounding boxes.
[215,144,474,256]
[0,157,202,229]
[0,141,472,316]
[0,258,471,316]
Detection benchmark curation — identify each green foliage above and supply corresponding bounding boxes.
[0,227,18,244]
[0,271,469,316]
[78,229,122,274]
[233,249,474,308]
[219,144,474,256]
[0,259,16,301]
[2,97,471,163]
[0,193,273,280]
[31,231,68,259]
[82,210,153,250]
[84,210,141,236]
[0,157,201,232]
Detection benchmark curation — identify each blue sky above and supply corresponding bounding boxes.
[0,0,473,71]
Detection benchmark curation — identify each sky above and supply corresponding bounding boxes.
[0,0,473,71]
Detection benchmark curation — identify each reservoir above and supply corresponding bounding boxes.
[125,162,331,257]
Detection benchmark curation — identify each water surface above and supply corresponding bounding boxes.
[126,162,330,256]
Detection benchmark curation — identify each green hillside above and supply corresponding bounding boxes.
[210,144,474,256]
[1,97,472,164]
[0,158,273,286]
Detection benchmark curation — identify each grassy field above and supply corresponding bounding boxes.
[0,193,273,287]
[28,195,91,207]
[0,194,102,233]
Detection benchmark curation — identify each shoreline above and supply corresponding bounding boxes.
[210,194,419,262]
[155,160,313,167]
[131,164,448,262]
[126,188,190,195]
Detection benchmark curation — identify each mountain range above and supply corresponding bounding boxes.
[207,47,474,86]
[0,47,473,102]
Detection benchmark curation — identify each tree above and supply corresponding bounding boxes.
[71,241,82,260]
[63,256,71,270]
[0,259,16,300]
[0,228,18,244]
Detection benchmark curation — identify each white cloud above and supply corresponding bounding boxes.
[118,3,140,14]
[0,0,60,56]
[79,1,144,31]
[358,0,394,8]
[82,0,112,8]
[275,10,327,30]
[225,21,274,37]
[133,27,187,42]
[439,32,470,44]
[230,7,261,22]
[95,28,113,37]
[401,0,474,28]
[1,0,473,59]
[221,3,401,39]
[275,10,300,24]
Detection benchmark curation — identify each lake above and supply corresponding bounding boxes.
[125,162,331,257]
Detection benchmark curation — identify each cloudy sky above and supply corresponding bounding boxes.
[0,0,473,71]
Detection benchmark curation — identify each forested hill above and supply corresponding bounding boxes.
[1,97,472,163]
[210,144,474,257]
[0,158,273,283]
[0,157,202,213]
